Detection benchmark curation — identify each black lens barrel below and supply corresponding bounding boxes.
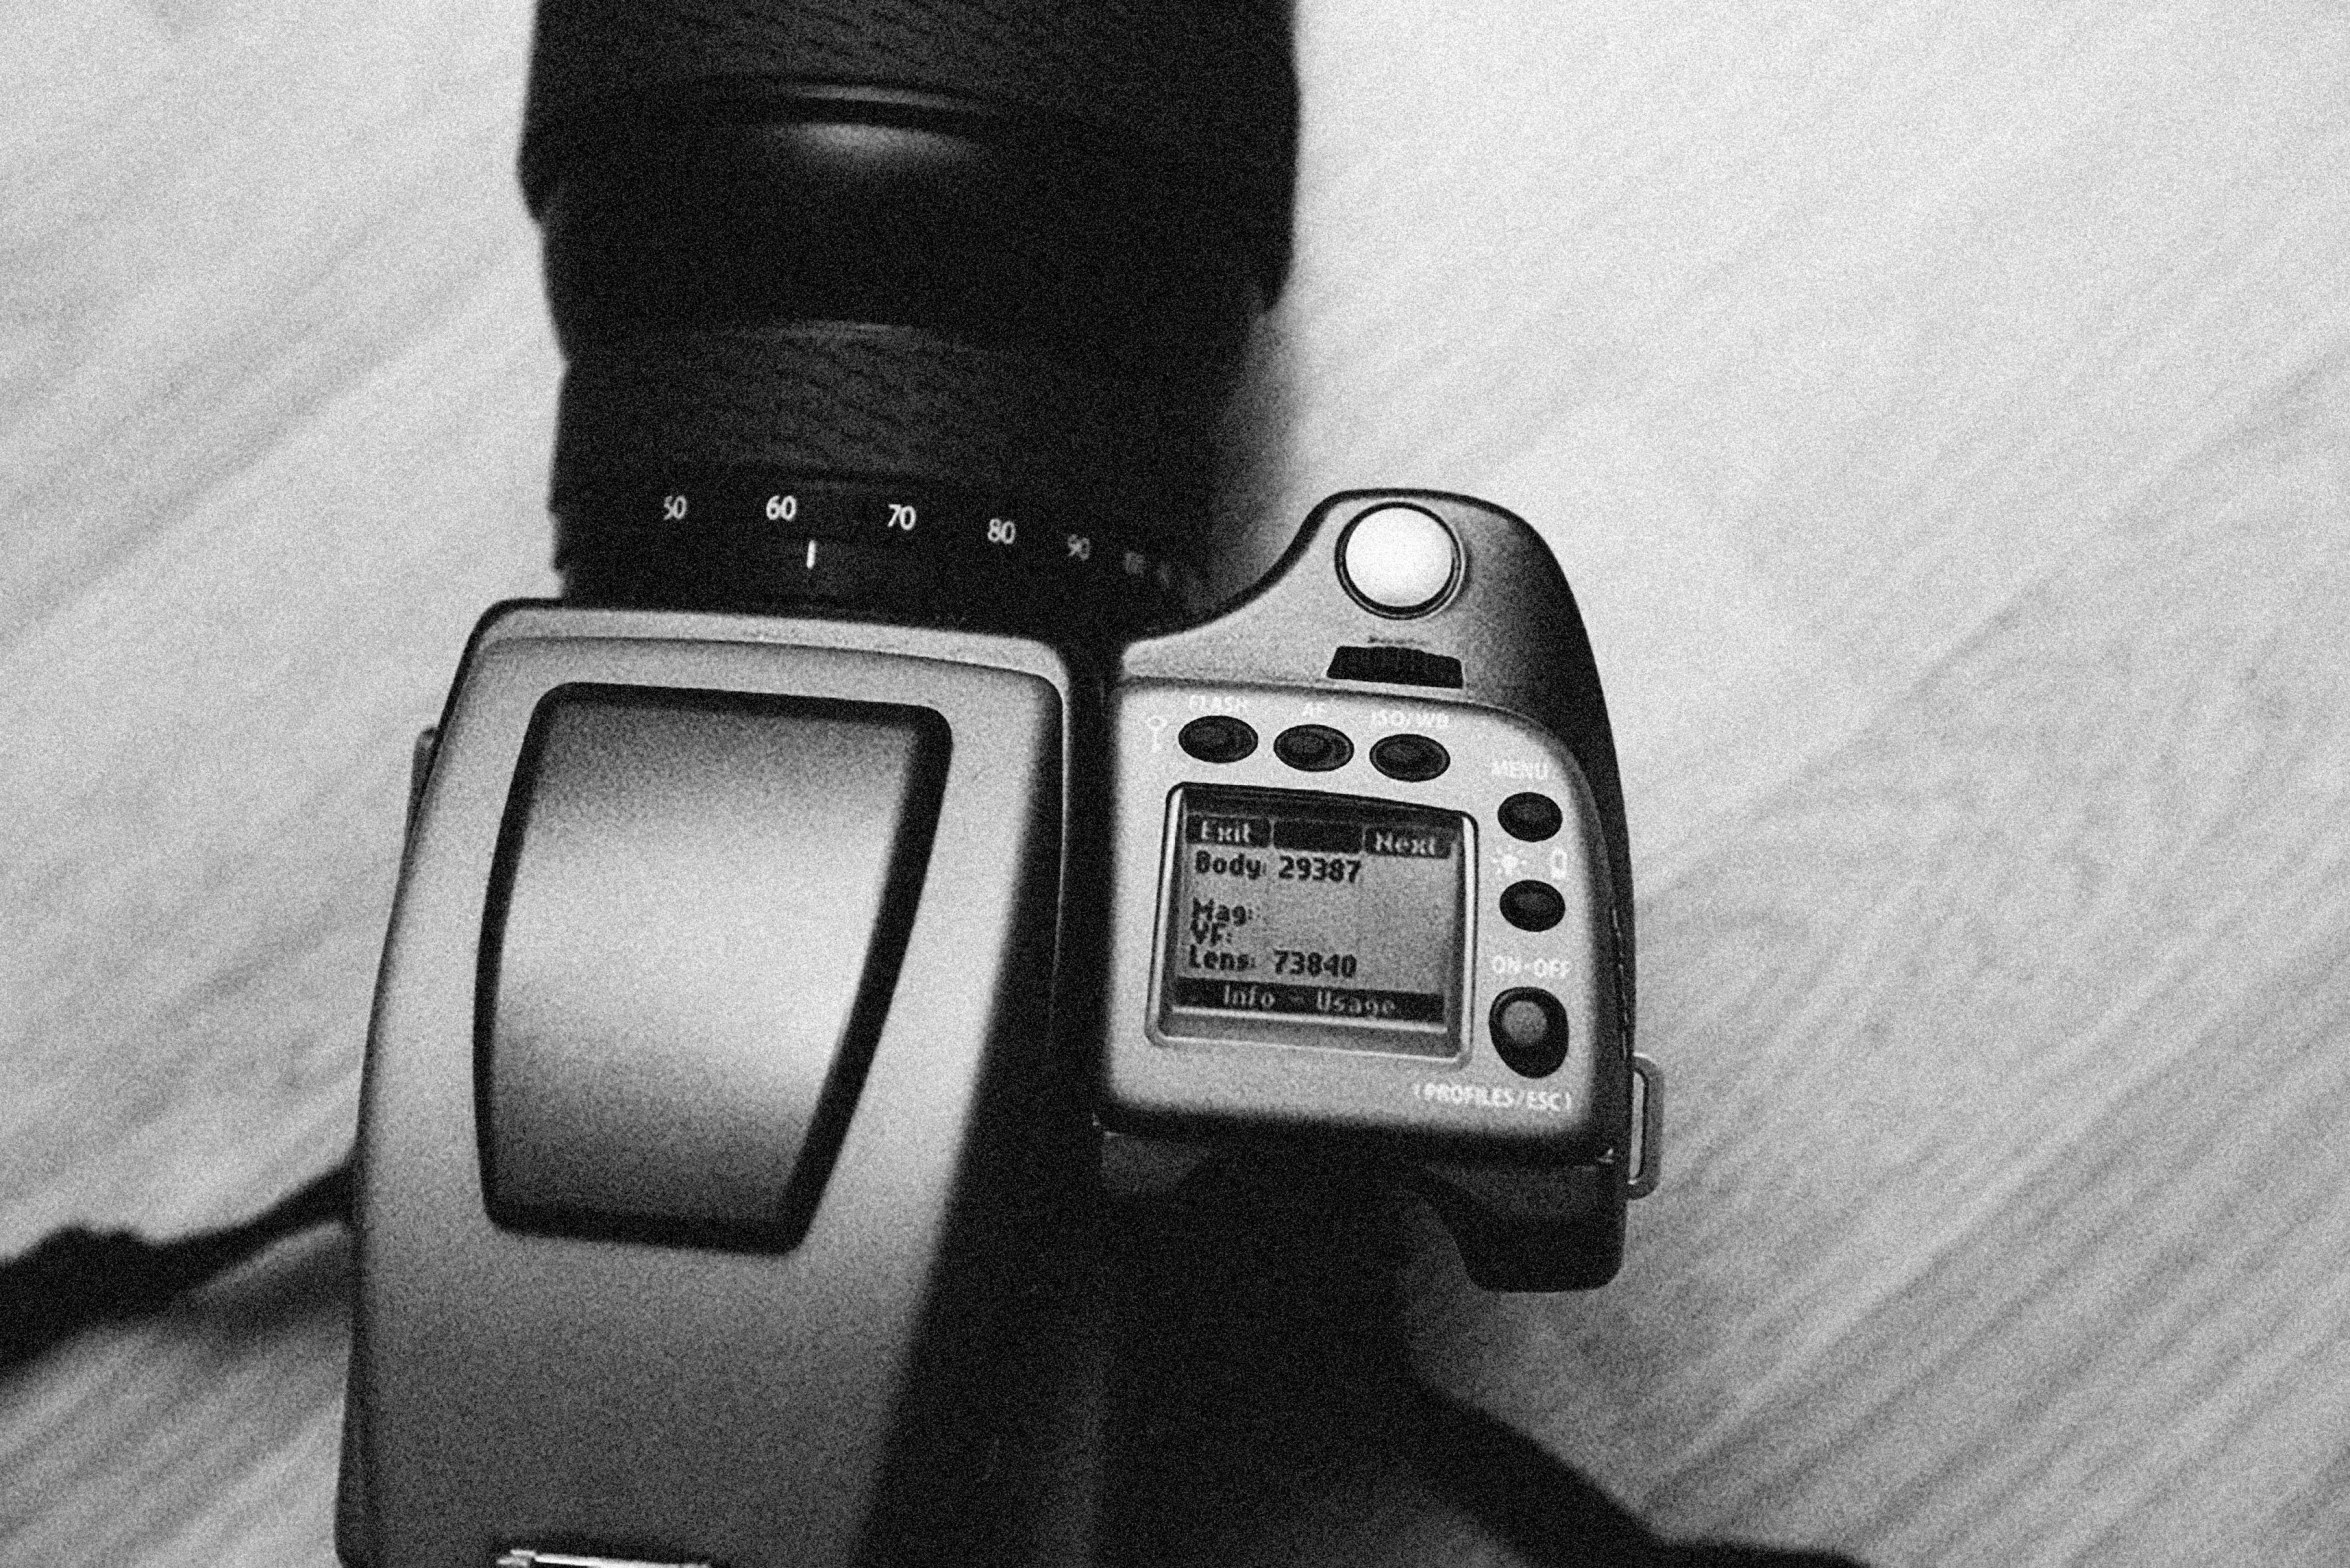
[524,2,1297,637]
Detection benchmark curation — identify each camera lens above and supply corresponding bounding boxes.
[522,1,1297,645]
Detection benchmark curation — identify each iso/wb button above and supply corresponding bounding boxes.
[1370,733,1449,782]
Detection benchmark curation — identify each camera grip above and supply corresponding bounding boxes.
[1099,492,1650,1292]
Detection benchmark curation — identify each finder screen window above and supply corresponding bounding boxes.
[1157,786,1468,1057]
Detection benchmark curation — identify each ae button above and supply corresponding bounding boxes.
[1274,724,1353,772]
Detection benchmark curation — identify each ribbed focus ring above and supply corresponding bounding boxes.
[553,323,1204,523]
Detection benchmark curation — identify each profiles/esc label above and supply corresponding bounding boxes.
[1414,1082,1571,1113]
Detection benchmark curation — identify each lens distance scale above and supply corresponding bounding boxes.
[556,471,1187,637]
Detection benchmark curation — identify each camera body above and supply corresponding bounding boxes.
[337,486,1655,1568]
[338,6,1659,1562]
[1098,490,1656,1290]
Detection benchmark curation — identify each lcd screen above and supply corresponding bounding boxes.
[1156,785,1469,1056]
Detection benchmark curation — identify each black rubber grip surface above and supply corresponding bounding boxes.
[522,0,1295,225]
[553,323,1206,517]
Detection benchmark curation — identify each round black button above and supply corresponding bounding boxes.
[1370,733,1450,782]
[1499,879,1566,932]
[1488,987,1570,1077]
[1498,792,1563,842]
[1274,724,1353,772]
[1179,715,1257,764]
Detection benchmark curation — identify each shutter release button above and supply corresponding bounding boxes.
[1338,505,1459,616]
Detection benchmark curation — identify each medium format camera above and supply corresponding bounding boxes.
[337,4,1659,1565]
